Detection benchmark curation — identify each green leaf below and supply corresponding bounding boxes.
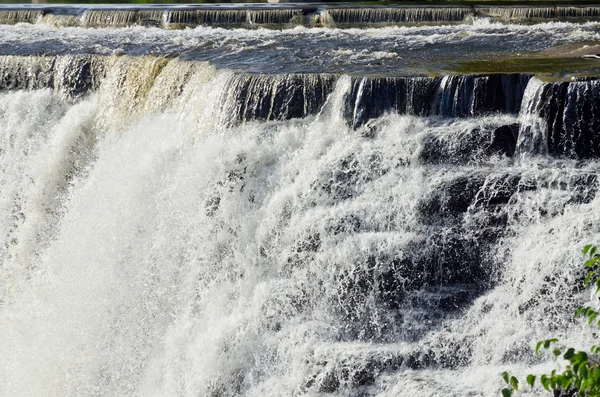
[581,365,589,379]
[564,348,576,360]
[585,244,594,256]
[586,271,595,286]
[502,371,510,385]
[501,388,512,397]
[541,375,551,391]
[536,341,544,354]
[589,313,598,325]
[593,366,600,381]
[591,246,598,257]
[510,376,519,391]
[585,257,599,268]
[553,348,562,357]
[575,352,589,362]
[526,374,536,387]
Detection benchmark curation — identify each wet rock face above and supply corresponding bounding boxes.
[343,76,436,128]
[223,73,336,124]
[417,173,487,225]
[56,55,107,98]
[324,6,473,25]
[0,54,107,98]
[419,123,518,165]
[554,390,579,397]
[344,74,530,128]
[534,79,600,159]
[0,56,55,91]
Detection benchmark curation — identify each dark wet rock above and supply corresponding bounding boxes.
[401,230,492,286]
[205,194,221,217]
[419,123,518,165]
[566,173,598,205]
[57,55,106,98]
[528,79,600,159]
[554,389,579,397]
[295,233,321,253]
[0,55,55,91]
[310,339,475,393]
[223,73,335,124]
[343,76,438,128]
[317,155,361,201]
[318,371,340,393]
[431,74,529,117]
[326,214,362,235]
[0,54,107,97]
[490,123,519,157]
[345,74,530,128]
[333,229,492,340]
[417,173,487,224]
[313,152,388,201]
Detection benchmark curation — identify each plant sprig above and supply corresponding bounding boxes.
[501,245,600,396]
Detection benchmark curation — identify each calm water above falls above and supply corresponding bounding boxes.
[1,7,600,397]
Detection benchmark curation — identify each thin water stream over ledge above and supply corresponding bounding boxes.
[1,5,600,397]
[3,3,600,28]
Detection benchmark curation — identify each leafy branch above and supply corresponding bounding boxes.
[501,244,600,396]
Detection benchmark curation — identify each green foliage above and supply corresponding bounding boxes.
[501,245,600,396]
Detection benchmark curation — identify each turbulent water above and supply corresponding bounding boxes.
[1,5,600,397]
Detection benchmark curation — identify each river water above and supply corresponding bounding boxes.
[1,6,600,397]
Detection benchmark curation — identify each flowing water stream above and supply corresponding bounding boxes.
[1,6,600,397]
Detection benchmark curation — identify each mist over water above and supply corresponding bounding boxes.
[1,8,600,397]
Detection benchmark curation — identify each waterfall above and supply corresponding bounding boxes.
[516,77,548,158]
[0,55,107,97]
[321,6,473,26]
[3,5,600,29]
[81,9,140,28]
[517,77,600,159]
[220,73,336,125]
[556,6,600,19]
[475,6,556,22]
[1,50,600,397]
[0,9,43,24]
[343,74,529,128]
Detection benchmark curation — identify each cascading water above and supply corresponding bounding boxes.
[3,4,600,29]
[317,6,473,27]
[1,8,600,397]
[475,6,555,22]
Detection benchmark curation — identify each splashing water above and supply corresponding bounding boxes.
[0,15,600,397]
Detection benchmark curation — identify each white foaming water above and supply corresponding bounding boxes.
[0,60,599,397]
[0,90,98,305]
[0,20,598,76]
[516,77,548,157]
